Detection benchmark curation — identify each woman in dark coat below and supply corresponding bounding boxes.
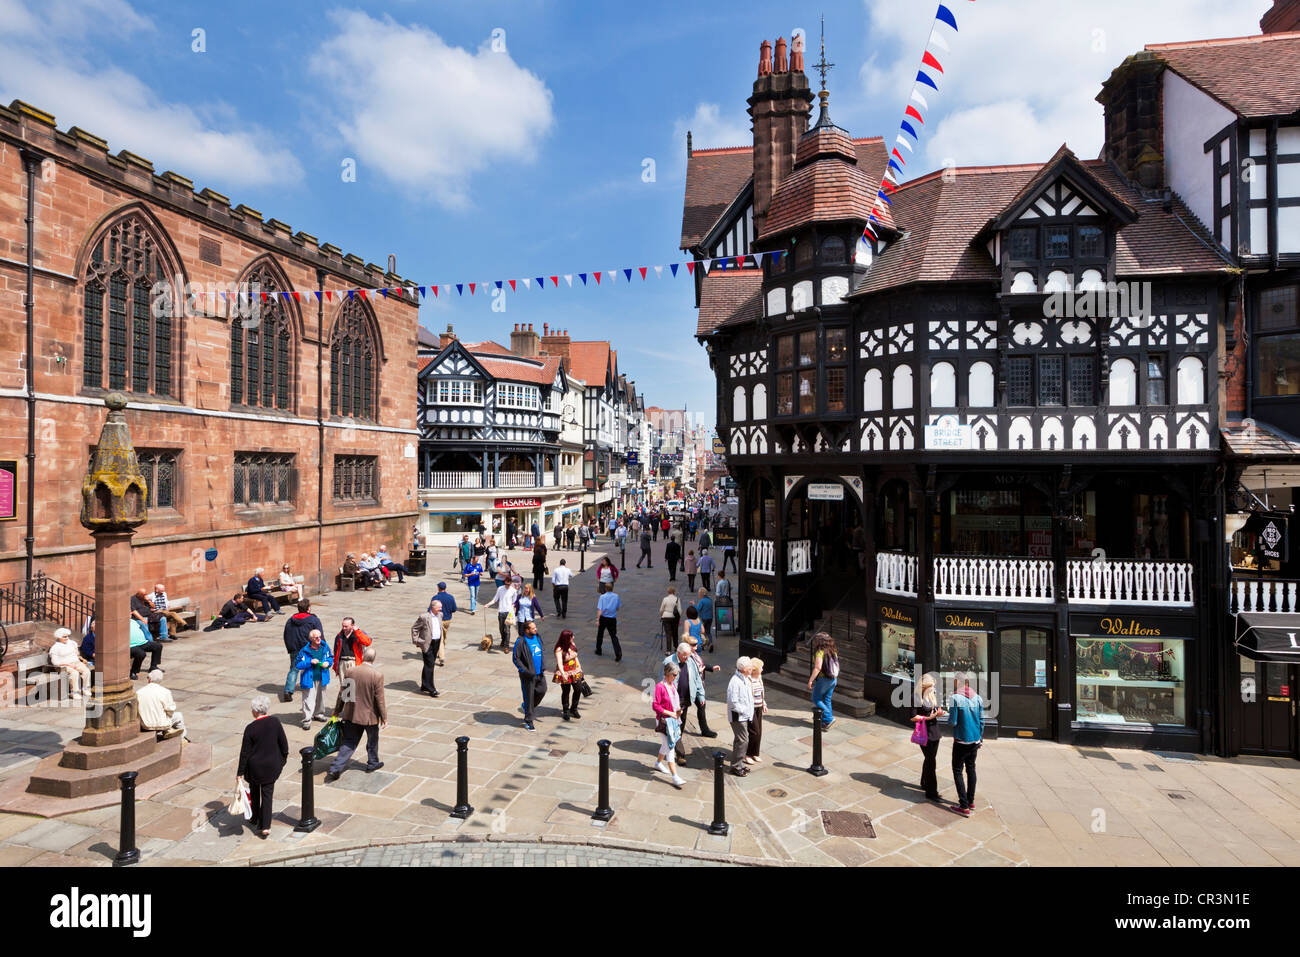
[237,695,289,838]
[532,541,548,593]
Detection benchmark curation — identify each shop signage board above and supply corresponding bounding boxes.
[1244,512,1289,562]
[1070,613,1194,638]
[924,423,973,450]
[879,603,916,626]
[0,460,15,521]
[938,610,994,631]
[494,497,542,509]
[748,580,774,598]
[807,483,845,501]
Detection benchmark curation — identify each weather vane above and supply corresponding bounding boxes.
[814,14,834,93]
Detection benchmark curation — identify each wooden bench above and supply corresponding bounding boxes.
[336,566,355,592]
[18,652,65,705]
[168,597,199,633]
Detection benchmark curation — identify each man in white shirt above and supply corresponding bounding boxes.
[137,670,188,741]
[725,657,755,777]
[551,559,572,619]
[485,580,519,650]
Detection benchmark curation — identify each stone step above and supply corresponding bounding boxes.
[763,671,877,718]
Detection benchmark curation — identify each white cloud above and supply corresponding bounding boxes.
[306,10,554,209]
[858,0,1272,173]
[0,0,302,188]
[674,102,751,153]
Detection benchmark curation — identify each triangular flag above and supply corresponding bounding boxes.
[593,272,601,285]
[905,105,924,124]
[935,4,958,32]
[291,291,301,301]
[654,265,663,278]
[929,27,951,52]
[877,190,893,206]
[358,289,368,300]
[494,280,502,290]
[509,280,516,292]
[890,157,905,172]
[327,291,335,301]
[916,70,939,91]
[639,267,648,280]
[456,284,464,295]
[671,263,680,277]
[469,283,476,295]
[564,275,572,287]
[521,278,530,290]
[882,180,897,194]
[883,168,899,184]
[623,268,633,282]
[771,250,783,267]
[922,51,944,74]
[314,291,322,302]
[579,273,587,285]
[607,270,617,282]
[896,135,913,152]
[901,120,919,139]
[380,288,388,298]
[699,259,711,275]
[685,261,695,275]
[432,286,439,298]
[911,89,930,110]
[551,276,559,287]
[735,256,745,269]
[418,286,426,298]
[260,292,268,302]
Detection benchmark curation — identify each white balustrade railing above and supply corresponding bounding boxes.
[875,552,917,597]
[788,540,812,575]
[425,471,483,490]
[934,556,1054,603]
[1232,578,1300,615]
[746,538,775,575]
[1067,559,1194,607]
[542,473,557,487]
[498,471,538,488]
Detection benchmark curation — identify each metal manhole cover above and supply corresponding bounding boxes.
[767,788,788,799]
[549,749,567,758]
[821,811,875,838]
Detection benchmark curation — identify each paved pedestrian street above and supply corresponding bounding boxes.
[2,545,1300,867]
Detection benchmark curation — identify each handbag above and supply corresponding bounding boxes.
[579,678,593,698]
[910,717,929,746]
[312,716,342,759]
[229,778,251,820]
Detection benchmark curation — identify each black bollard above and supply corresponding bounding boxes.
[620,545,625,571]
[707,750,730,836]
[295,746,321,832]
[592,738,614,822]
[451,735,474,819]
[807,709,829,777]
[579,543,586,573]
[113,771,139,867]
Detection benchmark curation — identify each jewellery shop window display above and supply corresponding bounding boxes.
[1074,636,1186,727]
[937,614,990,687]
[879,605,916,682]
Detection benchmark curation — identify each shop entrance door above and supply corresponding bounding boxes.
[1239,657,1297,756]
[998,626,1054,739]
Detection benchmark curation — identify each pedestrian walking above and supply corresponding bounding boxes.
[485,577,519,649]
[566,523,577,550]
[637,526,653,568]
[652,661,685,789]
[515,583,544,638]
[681,633,720,737]
[911,673,946,802]
[554,522,563,551]
[325,646,387,781]
[332,617,371,706]
[806,632,839,730]
[294,630,332,729]
[665,537,681,582]
[551,558,572,618]
[947,672,985,817]
[532,541,548,593]
[513,620,547,731]
[434,582,457,664]
[553,629,584,721]
[726,657,755,776]
[236,695,288,839]
[697,550,715,592]
[684,548,698,593]
[715,572,732,603]
[594,582,623,662]
[696,588,715,652]
[281,599,323,702]
[411,600,442,697]
[457,534,473,581]
[596,555,618,593]
[464,555,483,614]
[745,658,768,764]
[658,586,682,654]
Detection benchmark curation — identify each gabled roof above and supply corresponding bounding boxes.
[475,353,562,387]
[1147,31,1300,118]
[696,270,763,336]
[569,341,613,388]
[986,144,1136,233]
[417,339,492,380]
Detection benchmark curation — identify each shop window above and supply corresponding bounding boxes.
[826,328,848,363]
[798,331,817,366]
[798,370,817,414]
[937,628,989,687]
[749,596,775,647]
[776,373,794,416]
[427,512,481,534]
[1146,356,1167,405]
[1075,638,1186,727]
[880,621,915,680]
[777,335,794,369]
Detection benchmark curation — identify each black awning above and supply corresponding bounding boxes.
[1235,612,1300,662]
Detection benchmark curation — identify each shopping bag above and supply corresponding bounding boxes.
[229,778,251,820]
[910,720,928,746]
[312,716,342,760]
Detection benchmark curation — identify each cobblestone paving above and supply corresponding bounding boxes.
[266,839,734,867]
[2,542,1299,866]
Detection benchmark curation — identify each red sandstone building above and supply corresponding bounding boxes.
[0,100,420,620]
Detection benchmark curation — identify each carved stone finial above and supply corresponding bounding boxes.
[80,393,148,532]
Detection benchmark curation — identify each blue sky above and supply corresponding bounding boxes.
[0,0,1272,426]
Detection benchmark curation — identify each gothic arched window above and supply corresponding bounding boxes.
[81,214,178,397]
[329,298,379,420]
[231,260,295,411]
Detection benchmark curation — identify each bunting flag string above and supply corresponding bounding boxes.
[255,249,789,304]
[861,2,975,250]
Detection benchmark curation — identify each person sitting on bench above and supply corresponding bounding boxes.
[357,553,385,589]
[277,564,302,601]
[131,586,172,643]
[129,618,164,679]
[246,568,281,616]
[375,545,407,583]
[151,583,188,635]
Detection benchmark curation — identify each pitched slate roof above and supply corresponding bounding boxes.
[855,156,1232,295]
[696,270,763,336]
[764,130,891,239]
[680,138,890,250]
[1147,31,1300,118]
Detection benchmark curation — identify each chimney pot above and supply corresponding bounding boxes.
[774,36,788,73]
[791,33,805,73]
[758,39,772,77]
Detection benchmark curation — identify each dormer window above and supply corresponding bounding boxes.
[1009,227,1036,261]
[1077,225,1103,258]
[820,236,846,264]
[1045,227,1071,259]
[795,240,814,269]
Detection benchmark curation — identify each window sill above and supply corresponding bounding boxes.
[234,503,297,515]
[332,498,380,508]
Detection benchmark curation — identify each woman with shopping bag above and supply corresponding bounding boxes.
[552,629,584,721]
[910,674,946,803]
[236,695,289,839]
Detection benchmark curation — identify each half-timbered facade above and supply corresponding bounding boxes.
[682,33,1262,755]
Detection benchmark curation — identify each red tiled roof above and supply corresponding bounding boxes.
[568,341,612,386]
[696,270,763,336]
[680,138,888,250]
[1147,31,1300,118]
[764,130,892,239]
[856,157,1231,295]
[464,340,511,355]
[475,354,560,386]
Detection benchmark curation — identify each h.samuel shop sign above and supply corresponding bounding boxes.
[494,498,542,509]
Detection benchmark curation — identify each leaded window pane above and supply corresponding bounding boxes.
[1007,357,1032,406]
[154,453,175,508]
[277,328,290,409]
[1068,356,1094,406]
[231,318,244,405]
[1045,227,1070,259]
[84,281,103,389]
[1009,227,1036,260]
[132,280,151,393]
[1039,355,1064,405]
[108,274,128,390]
[247,329,261,406]
[1077,225,1103,258]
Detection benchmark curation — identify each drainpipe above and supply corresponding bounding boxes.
[316,267,326,594]
[20,149,43,585]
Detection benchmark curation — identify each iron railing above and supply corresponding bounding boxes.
[0,571,96,637]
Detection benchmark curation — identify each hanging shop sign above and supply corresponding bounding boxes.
[807,483,845,501]
[0,460,15,521]
[1244,512,1289,562]
[494,497,542,509]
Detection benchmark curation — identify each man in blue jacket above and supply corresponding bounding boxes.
[947,673,985,818]
[246,567,281,616]
[512,620,546,731]
[433,582,457,666]
[295,630,333,730]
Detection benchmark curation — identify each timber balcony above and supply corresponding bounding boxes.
[745,538,813,576]
[421,470,559,491]
[875,552,1195,608]
[1231,578,1300,615]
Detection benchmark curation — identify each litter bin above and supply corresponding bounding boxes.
[407,549,427,576]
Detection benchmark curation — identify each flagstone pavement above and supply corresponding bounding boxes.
[2,543,1300,867]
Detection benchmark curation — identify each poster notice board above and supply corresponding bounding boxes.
[0,460,16,521]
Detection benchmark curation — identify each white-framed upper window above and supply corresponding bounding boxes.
[431,379,483,405]
[497,382,541,410]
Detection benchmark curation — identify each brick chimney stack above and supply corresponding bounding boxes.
[749,35,814,239]
[439,323,457,349]
[1262,0,1300,32]
[510,322,540,357]
[539,326,572,367]
[1096,52,1165,190]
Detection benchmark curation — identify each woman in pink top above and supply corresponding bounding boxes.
[653,661,685,789]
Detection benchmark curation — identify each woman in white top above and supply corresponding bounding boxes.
[515,584,543,638]
[48,627,91,698]
[277,563,301,601]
